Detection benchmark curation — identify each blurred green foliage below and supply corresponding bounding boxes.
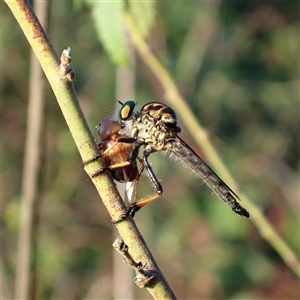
[2,1,299,299]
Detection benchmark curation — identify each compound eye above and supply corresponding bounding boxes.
[119,100,136,121]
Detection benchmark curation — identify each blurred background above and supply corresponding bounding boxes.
[2,1,299,299]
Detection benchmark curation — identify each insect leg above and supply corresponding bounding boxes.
[83,139,120,166]
[126,151,163,218]
[113,151,163,223]
[82,153,101,165]
[82,152,108,178]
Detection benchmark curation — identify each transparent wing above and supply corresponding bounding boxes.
[124,180,138,204]
[168,137,249,218]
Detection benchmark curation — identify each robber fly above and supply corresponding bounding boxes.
[92,116,162,215]
[116,101,250,219]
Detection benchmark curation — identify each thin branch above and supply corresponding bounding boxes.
[124,12,300,278]
[5,0,177,298]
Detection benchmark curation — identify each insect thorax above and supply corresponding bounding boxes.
[133,113,177,152]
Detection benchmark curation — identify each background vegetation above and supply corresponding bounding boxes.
[2,1,299,299]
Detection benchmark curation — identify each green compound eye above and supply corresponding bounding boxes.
[119,100,136,121]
